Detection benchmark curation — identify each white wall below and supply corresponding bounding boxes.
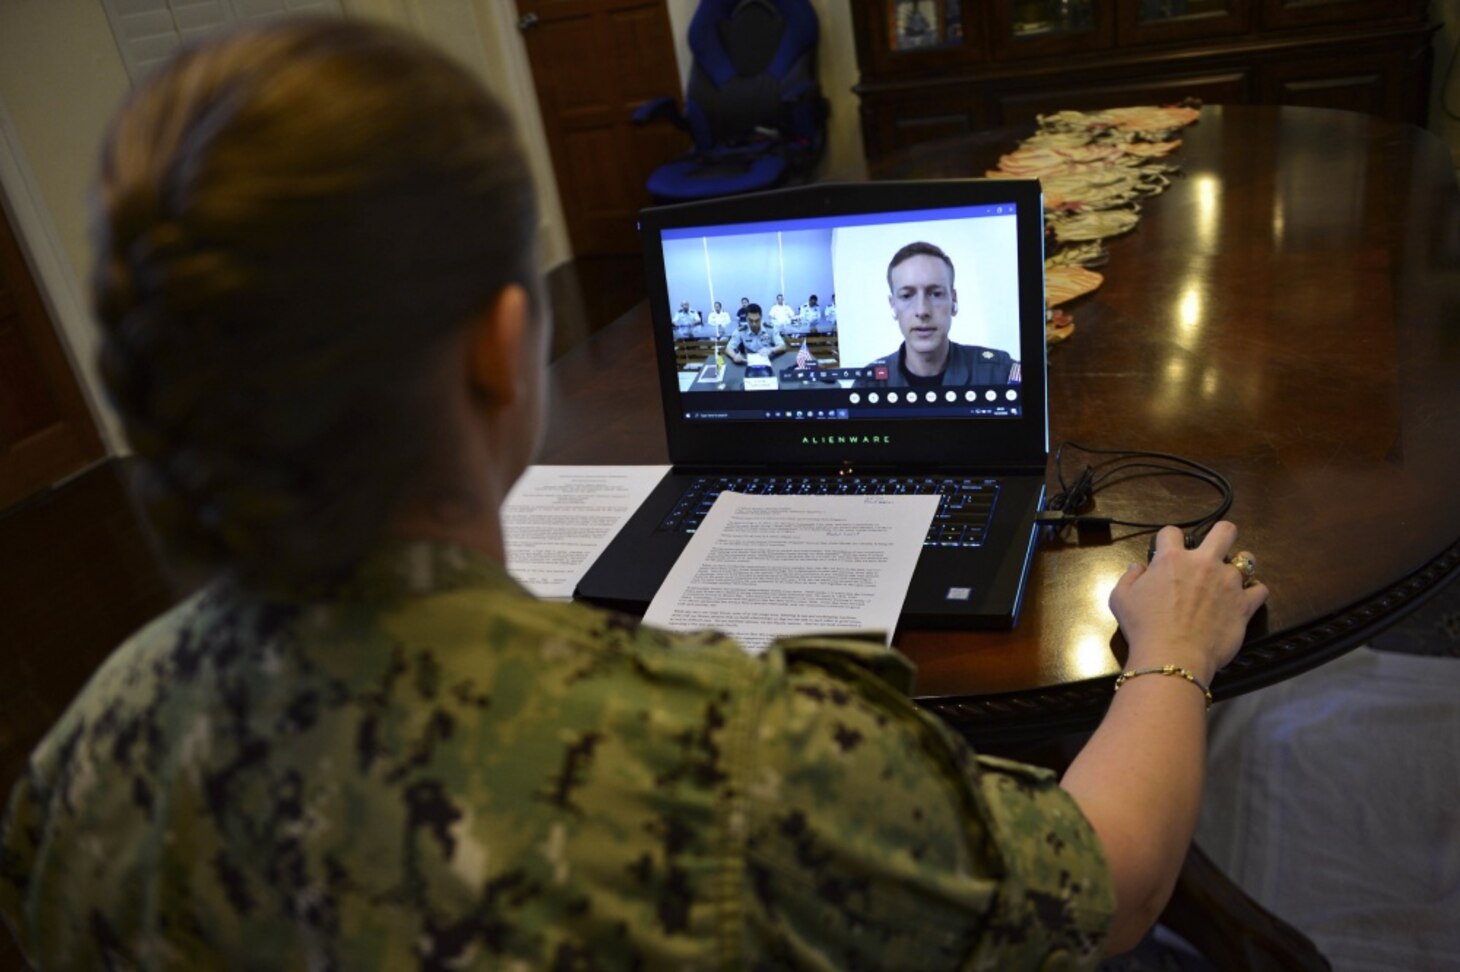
[0,1,134,451]
[0,0,574,455]
[813,0,866,181]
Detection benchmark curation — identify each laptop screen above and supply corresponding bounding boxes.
[640,180,1048,471]
[662,203,1025,423]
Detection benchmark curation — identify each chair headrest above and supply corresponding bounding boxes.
[719,0,782,78]
[690,0,819,87]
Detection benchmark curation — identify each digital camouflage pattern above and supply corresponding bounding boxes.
[1,541,1111,969]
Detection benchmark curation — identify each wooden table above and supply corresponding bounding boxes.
[540,105,1460,747]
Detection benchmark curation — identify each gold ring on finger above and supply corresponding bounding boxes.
[1226,552,1257,587]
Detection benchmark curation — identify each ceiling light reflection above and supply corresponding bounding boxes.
[1193,175,1219,250]
[1089,565,1130,615]
[1179,287,1203,330]
[1072,631,1115,680]
[1067,565,1131,679]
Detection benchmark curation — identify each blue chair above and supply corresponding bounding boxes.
[633,0,827,203]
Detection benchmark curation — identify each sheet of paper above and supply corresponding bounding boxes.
[642,492,939,654]
[502,465,669,599]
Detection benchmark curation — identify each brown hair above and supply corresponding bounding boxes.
[886,241,954,291]
[93,18,538,588]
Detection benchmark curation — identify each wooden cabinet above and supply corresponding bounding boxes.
[850,0,1436,162]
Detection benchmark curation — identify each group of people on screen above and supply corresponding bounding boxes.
[671,292,838,342]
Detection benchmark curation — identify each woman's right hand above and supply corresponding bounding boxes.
[1108,522,1268,684]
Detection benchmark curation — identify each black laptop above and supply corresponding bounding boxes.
[576,179,1049,629]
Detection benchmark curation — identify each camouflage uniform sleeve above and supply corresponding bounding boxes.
[0,766,40,959]
[739,636,1113,970]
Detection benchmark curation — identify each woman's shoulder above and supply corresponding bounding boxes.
[32,582,254,743]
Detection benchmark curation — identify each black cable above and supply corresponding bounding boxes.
[1041,441,1234,540]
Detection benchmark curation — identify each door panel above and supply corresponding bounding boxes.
[612,5,681,104]
[517,0,686,255]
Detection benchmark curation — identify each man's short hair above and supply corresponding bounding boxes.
[887,241,955,291]
[745,303,763,317]
[808,294,818,303]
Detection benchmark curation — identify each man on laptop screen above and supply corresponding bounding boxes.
[723,303,788,364]
[855,241,1019,389]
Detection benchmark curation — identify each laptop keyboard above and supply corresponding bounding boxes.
[657,475,1000,547]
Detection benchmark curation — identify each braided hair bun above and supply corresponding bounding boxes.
[93,18,537,589]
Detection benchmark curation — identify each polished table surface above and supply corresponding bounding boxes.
[539,106,1460,744]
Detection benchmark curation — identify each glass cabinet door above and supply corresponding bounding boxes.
[888,0,962,52]
[858,0,983,76]
[1118,0,1248,42]
[994,1,1111,59]
[1135,0,1230,21]
[1010,0,1096,38]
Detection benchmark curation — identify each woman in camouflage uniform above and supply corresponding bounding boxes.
[0,19,1265,970]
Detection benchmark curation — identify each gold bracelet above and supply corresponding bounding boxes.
[1113,665,1213,709]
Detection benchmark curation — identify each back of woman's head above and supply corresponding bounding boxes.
[94,18,537,590]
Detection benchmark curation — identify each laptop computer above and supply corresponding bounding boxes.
[576,179,1048,629]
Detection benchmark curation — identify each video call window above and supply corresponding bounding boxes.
[660,204,1024,419]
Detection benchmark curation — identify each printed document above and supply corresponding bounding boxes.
[502,465,669,599]
[643,492,939,654]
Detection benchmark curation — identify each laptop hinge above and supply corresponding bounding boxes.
[672,461,1047,477]
[824,463,1046,478]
